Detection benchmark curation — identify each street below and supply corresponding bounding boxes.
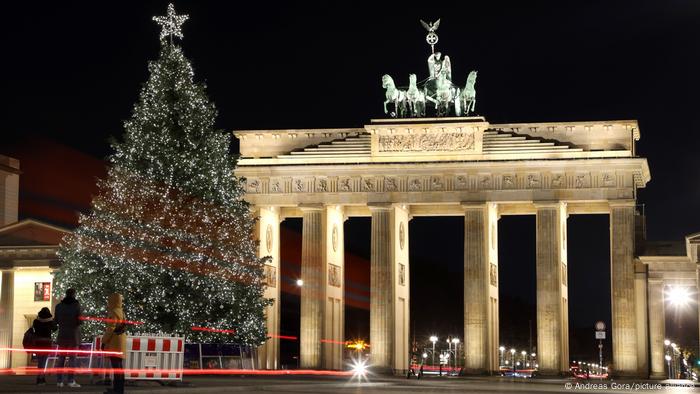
[0,375,697,393]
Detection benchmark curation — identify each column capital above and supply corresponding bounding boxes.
[298,203,324,212]
[460,201,487,211]
[609,199,636,208]
[534,201,567,210]
[367,203,393,212]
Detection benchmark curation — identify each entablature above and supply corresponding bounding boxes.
[236,157,649,207]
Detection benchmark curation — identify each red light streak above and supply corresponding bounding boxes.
[320,339,348,345]
[79,316,144,325]
[190,326,236,334]
[0,367,352,377]
[0,348,123,356]
[270,334,297,340]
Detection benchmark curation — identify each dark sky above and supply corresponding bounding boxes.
[4,1,699,357]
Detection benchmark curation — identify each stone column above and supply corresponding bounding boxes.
[300,205,324,369]
[255,206,280,369]
[322,205,345,370]
[299,205,346,370]
[535,202,568,375]
[462,203,499,374]
[647,279,665,379]
[369,204,410,374]
[0,270,14,368]
[609,201,638,376]
[634,262,649,377]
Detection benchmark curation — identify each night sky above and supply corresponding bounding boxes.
[4,1,700,361]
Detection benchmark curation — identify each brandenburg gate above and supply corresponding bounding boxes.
[234,117,652,376]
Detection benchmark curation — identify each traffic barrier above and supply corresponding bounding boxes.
[92,334,184,381]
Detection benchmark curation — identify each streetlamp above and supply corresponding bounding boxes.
[452,338,460,370]
[510,348,516,373]
[667,286,692,307]
[447,338,452,373]
[531,353,536,369]
[663,340,671,378]
[521,350,527,368]
[671,343,680,379]
[430,336,438,366]
[499,346,505,367]
[296,279,304,287]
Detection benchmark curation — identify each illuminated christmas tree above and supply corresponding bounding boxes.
[55,4,269,344]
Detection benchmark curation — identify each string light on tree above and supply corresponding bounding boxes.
[153,3,189,42]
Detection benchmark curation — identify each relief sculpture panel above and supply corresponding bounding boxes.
[378,130,476,152]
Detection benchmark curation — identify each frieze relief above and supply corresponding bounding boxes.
[385,177,399,192]
[243,170,626,195]
[362,178,376,192]
[378,130,476,152]
[315,178,328,192]
[270,179,282,193]
[409,178,422,191]
[601,172,616,187]
[479,174,492,189]
[574,173,591,188]
[526,174,541,189]
[550,173,564,188]
[430,176,444,191]
[502,174,516,189]
[455,175,468,190]
[338,177,352,192]
[247,179,260,194]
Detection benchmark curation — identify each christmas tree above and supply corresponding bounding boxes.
[55,4,270,344]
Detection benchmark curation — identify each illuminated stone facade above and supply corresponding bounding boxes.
[234,116,687,377]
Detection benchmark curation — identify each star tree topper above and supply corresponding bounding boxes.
[153,3,189,42]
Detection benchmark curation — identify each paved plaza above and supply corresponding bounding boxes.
[0,375,697,394]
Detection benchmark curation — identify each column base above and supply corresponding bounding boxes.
[649,372,666,380]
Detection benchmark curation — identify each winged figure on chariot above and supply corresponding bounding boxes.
[382,19,478,118]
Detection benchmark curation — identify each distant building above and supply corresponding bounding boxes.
[0,154,70,368]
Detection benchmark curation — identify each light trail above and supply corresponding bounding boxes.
[0,348,123,356]
[190,326,236,334]
[79,316,144,325]
[0,367,352,377]
[270,334,298,340]
[320,339,349,345]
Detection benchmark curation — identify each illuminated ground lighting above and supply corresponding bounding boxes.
[667,286,692,307]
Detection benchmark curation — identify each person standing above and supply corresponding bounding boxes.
[32,307,57,385]
[54,288,82,388]
[102,293,126,394]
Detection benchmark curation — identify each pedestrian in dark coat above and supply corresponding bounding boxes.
[32,307,57,385]
[54,288,82,388]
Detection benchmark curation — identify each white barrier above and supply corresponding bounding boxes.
[93,334,184,381]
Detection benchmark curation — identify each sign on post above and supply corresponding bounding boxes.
[595,331,606,339]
